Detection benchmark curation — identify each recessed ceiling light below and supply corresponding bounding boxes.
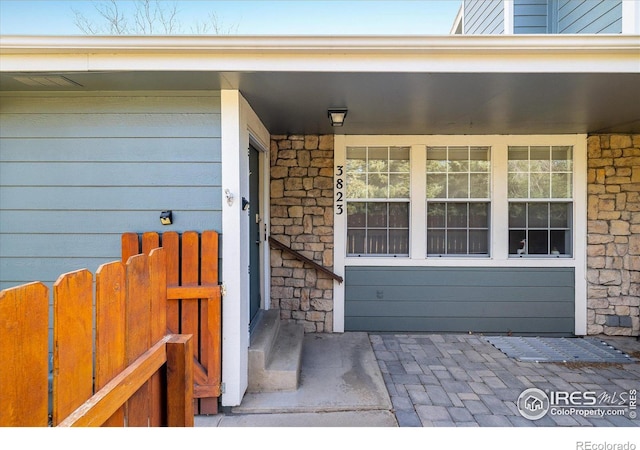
[12,75,83,87]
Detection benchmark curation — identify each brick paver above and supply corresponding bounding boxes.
[370,334,640,427]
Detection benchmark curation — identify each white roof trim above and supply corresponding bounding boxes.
[1,34,639,73]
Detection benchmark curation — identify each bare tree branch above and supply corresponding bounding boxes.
[72,0,234,35]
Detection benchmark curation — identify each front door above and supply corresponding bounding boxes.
[249,145,261,324]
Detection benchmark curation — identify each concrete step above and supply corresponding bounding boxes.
[248,310,304,393]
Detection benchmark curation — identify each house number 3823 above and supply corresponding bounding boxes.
[335,165,344,215]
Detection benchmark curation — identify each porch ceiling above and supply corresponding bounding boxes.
[2,70,638,135]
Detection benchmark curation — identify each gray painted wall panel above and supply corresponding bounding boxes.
[558,0,622,33]
[345,266,575,334]
[347,317,573,334]
[0,92,223,290]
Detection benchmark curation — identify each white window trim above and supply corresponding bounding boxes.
[333,134,587,335]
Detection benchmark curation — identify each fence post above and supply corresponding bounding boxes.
[166,335,194,427]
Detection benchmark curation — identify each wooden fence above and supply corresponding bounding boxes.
[121,230,222,415]
[0,248,193,427]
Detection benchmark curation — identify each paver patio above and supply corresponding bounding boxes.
[370,333,640,427]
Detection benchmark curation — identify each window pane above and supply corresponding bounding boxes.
[508,147,529,172]
[470,147,490,172]
[367,229,387,254]
[508,173,528,198]
[427,203,445,227]
[426,174,447,198]
[448,174,469,198]
[389,147,410,172]
[470,173,489,198]
[530,172,550,198]
[448,147,469,172]
[552,146,573,171]
[447,230,467,254]
[367,202,388,228]
[530,146,550,172]
[347,202,366,227]
[368,174,388,198]
[550,230,570,255]
[389,229,409,254]
[346,174,367,198]
[447,203,468,228]
[469,230,488,254]
[389,203,409,228]
[528,203,548,228]
[528,230,548,254]
[426,147,447,172]
[389,174,410,198]
[427,229,445,254]
[469,203,489,228]
[509,203,526,228]
[347,229,366,254]
[509,230,527,255]
[368,147,388,173]
[552,173,572,198]
[550,203,570,228]
[346,147,366,172]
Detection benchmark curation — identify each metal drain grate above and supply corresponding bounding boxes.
[485,336,635,363]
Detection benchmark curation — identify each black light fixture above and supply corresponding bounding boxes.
[328,108,348,127]
[160,210,173,225]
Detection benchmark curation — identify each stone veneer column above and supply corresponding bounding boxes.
[587,134,640,336]
[269,135,334,332]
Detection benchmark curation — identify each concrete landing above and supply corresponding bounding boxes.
[196,332,396,427]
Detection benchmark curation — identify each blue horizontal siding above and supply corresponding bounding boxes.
[514,0,549,33]
[345,266,575,334]
[0,92,223,291]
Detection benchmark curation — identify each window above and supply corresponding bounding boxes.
[426,146,490,256]
[346,146,410,255]
[508,146,573,256]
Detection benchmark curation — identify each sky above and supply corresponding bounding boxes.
[0,0,462,35]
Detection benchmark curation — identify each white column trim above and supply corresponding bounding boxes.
[622,0,640,34]
[220,89,246,406]
[333,135,346,332]
[504,0,515,35]
[410,145,426,259]
[573,135,588,336]
[220,90,269,406]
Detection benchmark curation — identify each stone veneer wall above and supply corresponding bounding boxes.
[587,134,640,336]
[269,135,335,332]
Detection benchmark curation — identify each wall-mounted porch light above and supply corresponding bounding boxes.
[160,210,173,225]
[328,108,348,127]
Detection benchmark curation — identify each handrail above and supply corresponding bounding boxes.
[268,237,343,284]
